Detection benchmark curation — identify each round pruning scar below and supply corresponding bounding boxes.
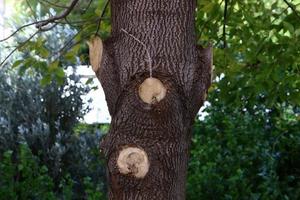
[138,77,167,104]
[117,147,149,178]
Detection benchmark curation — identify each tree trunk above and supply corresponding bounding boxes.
[94,0,212,199]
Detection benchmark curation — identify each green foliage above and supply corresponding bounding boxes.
[83,177,105,200]
[0,69,106,199]
[187,2,300,198]
[0,0,299,199]
[196,0,300,108]
[0,144,105,200]
[0,145,56,200]
[187,93,300,199]
[1,0,111,79]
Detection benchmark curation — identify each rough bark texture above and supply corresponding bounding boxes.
[95,0,212,199]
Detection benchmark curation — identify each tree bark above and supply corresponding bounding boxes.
[95,0,212,199]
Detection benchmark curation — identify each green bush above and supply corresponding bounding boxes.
[0,69,106,199]
[0,144,105,200]
[0,144,56,200]
[187,96,300,200]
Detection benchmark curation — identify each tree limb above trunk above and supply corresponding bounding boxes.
[35,0,80,29]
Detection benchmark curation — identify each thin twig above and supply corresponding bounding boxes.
[51,28,84,58]
[26,0,38,22]
[283,0,300,20]
[0,0,79,42]
[95,0,110,36]
[35,0,80,29]
[121,28,153,77]
[51,23,102,62]
[62,17,108,27]
[83,0,93,13]
[0,22,39,42]
[64,0,93,27]
[54,39,82,61]
[39,0,69,9]
[0,31,40,67]
[223,0,229,49]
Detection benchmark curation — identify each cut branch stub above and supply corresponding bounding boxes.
[117,147,149,179]
[138,78,167,104]
[87,36,103,73]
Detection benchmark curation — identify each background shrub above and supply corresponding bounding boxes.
[0,69,106,199]
[187,93,300,200]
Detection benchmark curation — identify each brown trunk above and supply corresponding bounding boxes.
[95,0,212,199]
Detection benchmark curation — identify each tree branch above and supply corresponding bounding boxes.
[283,0,300,20]
[223,0,229,49]
[0,22,40,42]
[83,0,93,13]
[95,0,110,36]
[35,0,80,29]
[0,0,108,68]
[26,0,38,22]
[0,0,80,42]
[0,31,40,67]
[38,0,69,9]
[39,23,58,32]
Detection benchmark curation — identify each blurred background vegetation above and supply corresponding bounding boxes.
[0,0,299,199]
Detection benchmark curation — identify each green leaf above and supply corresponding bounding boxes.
[64,44,81,62]
[12,60,23,68]
[85,78,94,85]
[40,74,52,86]
[49,61,59,72]
[38,46,50,58]
[55,68,65,78]
[295,28,300,37]
[283,21,294,33]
